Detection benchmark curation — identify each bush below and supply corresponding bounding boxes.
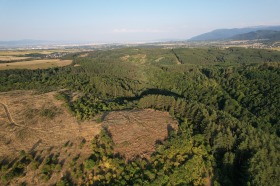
[84,159,95,170]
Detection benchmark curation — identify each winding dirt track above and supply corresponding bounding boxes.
[0,102,15,124]
[0,102,51,133]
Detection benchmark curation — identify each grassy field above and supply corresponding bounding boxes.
[0,49,78,70]
[0,59,72,70]
[0,50,54,56]
[271,47,280,51]
[0,49,81,56]
[0,56,31,61]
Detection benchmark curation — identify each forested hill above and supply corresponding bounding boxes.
[230,30,280,41]
[0,47,280,185]
[189,25,280,41]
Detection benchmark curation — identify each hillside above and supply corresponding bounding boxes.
[0,47,279,185]
[0,90,101,185]
[189,25,280,41]
[230,30,280,41]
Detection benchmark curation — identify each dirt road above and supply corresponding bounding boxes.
[0,102,15,124]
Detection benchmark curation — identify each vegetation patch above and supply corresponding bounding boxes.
[39,106,62,119]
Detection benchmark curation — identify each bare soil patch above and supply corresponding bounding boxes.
[0,90,100,158]
[103,109,178,160]
[0,90,100,185]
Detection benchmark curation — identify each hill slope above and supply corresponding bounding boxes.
[0,47,279,185]
[230,30,280,41]
[189,25,280,41]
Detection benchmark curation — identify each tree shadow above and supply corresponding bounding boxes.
[113,88,184,104]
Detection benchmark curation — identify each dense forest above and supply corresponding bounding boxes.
[0,47,279,185]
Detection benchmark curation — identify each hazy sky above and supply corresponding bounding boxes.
[0,0,280,42]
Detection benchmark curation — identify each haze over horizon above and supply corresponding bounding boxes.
[1,0,280,43]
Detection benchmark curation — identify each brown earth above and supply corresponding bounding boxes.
[0,90,100,185]
[103,109,178,160]
[0,90,178,185]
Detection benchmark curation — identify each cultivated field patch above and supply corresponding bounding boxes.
[0,59,72,70]
[0,56,31,61]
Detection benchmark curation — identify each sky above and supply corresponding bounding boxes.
[0,0,280,43]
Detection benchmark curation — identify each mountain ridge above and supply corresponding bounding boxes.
[230,30,280,41]
[189,25,280,41]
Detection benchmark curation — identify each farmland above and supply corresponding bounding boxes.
[0,49,84,70]
[0,59,72,70]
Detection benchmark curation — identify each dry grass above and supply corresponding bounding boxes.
[0,90,101,185]
[0,49,81,56]
[0,90,101,157]
[0,59,72,70]
[155,57,165,62]
[0,56,31,61]
[271,47,280,51]
[0,90,178,184]
[103,109,178,160]
[78,53,89,57]
[0,50,51,56]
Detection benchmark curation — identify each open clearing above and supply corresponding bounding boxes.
[103,109,178,160]
[0,90,178,185]
[120,54,147,64]
[0,59,72,70]
[0,90,100,158]
[0,90,100,185]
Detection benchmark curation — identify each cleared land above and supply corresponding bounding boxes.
[0,90,100,157]
[0,90,178,185]
[103,109,178,160]
[0,59,72,70]
[0,90,100,185]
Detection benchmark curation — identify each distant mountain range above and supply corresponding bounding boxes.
[1,26,280,48]
[189,25,280,41]
[230,30,280,41]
